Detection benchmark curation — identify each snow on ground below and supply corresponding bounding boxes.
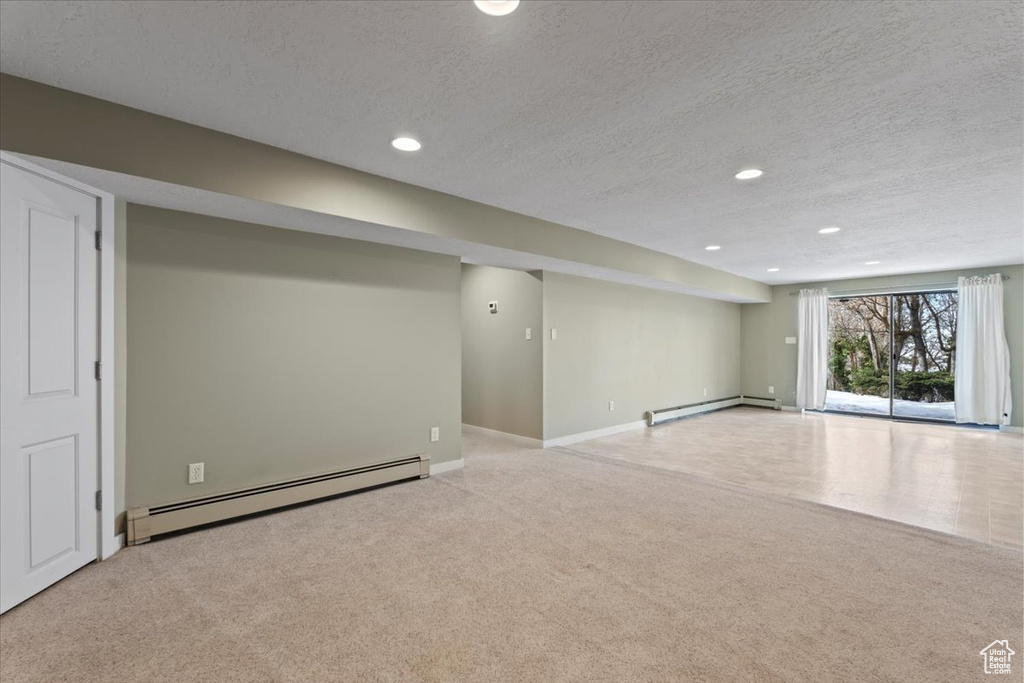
[824,390,955,421]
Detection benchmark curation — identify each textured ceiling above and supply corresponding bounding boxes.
[1,0,1021,284]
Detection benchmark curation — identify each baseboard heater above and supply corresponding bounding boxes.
[645,396,742,426]
[740,395,783,410]
[126,454,429,545]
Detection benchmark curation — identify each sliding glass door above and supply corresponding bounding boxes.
[826,296,891,416]
[892,292,956,421]
[825,291,957,422]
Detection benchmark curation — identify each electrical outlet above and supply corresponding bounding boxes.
[768,385,775,395]
[430,427,440,442]
[188,462,204,485]
[525,328,532,340]
[703,387,707,397]
[608,400,615,412]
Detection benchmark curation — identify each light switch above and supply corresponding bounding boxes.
[525,328,532,340]
[551,328,558,340]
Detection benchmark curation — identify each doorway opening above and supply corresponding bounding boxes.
[825,291,957,422]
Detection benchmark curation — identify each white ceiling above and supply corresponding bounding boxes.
[2,0,1022,284]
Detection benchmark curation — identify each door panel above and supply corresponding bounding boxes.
[892,292,957,422]
[1,162,98,613]
[26,204,79,397]
[27,436,80,570]
[825,296,891,416]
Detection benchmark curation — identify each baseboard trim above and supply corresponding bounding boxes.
[781,405,801,412]
[999,425,1024,435]
[461,424,543,447]
[430,458,465,475]
[543,420,648,448]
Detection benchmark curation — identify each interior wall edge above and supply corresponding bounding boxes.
[0,74,771,303]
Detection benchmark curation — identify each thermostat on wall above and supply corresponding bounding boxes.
[488,301,498,314]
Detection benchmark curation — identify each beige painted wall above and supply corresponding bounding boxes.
[125,205,461,508]
[461,265,543,440]
[543,273,742,439]
[740,265,1024,427]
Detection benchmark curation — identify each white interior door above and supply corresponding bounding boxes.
[0,161,99,613]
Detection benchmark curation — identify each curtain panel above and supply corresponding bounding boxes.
[797,289,829,410]
[955,274,1012,425]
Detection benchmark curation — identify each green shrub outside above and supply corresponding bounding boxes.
[829,335,953,403]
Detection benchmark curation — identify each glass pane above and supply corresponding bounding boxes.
[892,292,957,421]
[825,296,891,415]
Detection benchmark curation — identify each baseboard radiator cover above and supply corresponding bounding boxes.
[645,396,742,426]
[126,455,430,545]
[740,396,783,410]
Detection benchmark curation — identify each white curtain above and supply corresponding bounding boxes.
[796,288,829,410]
[955,274,1012,425]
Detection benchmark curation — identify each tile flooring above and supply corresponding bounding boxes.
[561,407,1024,550]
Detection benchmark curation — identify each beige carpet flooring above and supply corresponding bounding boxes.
[1,429,1021,682]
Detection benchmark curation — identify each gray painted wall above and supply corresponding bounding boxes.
[126,205,461,508]
[461,265,543,439]
[543,272,742,439]
[740,265,1024,427]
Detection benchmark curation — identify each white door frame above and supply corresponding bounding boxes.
[1,151,120,560]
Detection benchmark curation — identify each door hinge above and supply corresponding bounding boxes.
[94,360,102,381]
[95,490,102,511]
[95,231,102,251]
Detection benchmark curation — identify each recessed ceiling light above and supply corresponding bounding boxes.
[818,226,841,234]
[766,268,780,272]
[705,245,721,251]
[474,0,520,16]
[865,260,881,265]
[734,169,763,180]
[391,137,421,152]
